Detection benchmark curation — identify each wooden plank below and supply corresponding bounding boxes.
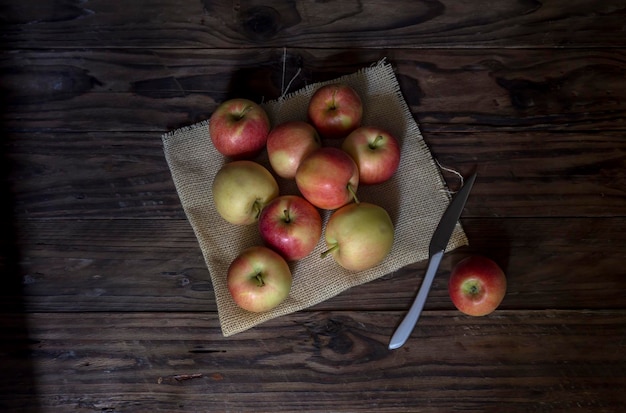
[9,217,626,313]
[2,48,626,133]
[2,0,625,49]
[1,310,625,412]
[6,132,181,219]
[6,130,626,219]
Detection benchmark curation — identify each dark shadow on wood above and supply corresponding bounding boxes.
[0,81,40,411]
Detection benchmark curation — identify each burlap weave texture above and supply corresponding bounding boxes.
[162,60,468,337]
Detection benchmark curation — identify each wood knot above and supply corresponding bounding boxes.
[240,6,281,41]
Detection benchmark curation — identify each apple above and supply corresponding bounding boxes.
[295,147,359,210]
[321,202,394,271]
[227,246,292,313]
[266,121,322,179]
[212,160,279,225]
[341,126,401,185]
[448,256,507,316]
[258,195,322,261]
[209,98,270,159]
[307,83,363,139]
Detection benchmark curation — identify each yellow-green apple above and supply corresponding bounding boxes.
[227,246,292,312]
[258,195,322,261]
[209,98,270,159]
[212,160,279,225]
[266,121,322,179]
[295,147,359,210]
[307,83,363,139]
[341,126,401,185]
[322,202,394,271]
[448,256,507,316]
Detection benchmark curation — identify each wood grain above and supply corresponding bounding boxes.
[2,1,625,411]
[8,217,625,313]
[2,0,625,49]
[2,48,626,133]
[2,310,625,412]
[6,130,625,219]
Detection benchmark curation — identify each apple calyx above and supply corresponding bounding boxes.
[347,183,360,204]
[462,279,484,300]
[328,89,339,110]
[320,243,338,259]
[252,200,264,219]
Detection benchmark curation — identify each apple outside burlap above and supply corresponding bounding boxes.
[162,60,468,337]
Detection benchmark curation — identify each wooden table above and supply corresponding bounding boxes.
[2,1,625,411]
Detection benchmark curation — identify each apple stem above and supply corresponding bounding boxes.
[320,244,339,259]
[347,184,360,204]
[237,105,253,120]
[330,89,338,110]
[369,135,384,149]
[253,201,262,220]
[283,209,291,223]
[255,273,265,287]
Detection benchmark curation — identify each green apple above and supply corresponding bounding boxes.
[322,202,394,271]
[212,160,279,225]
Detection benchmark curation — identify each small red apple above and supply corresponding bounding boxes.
[448,256,507,316]
[209,98,270,159]
[258,195,322,261]
[227,246,292,313]
[307,83,363,139]
[266,121,322,179]
[295,147,359,210]
[342,126,401,185]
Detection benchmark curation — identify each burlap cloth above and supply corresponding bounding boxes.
[162,59,468,337]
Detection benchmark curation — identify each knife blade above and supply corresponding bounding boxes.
[388,172,477,350]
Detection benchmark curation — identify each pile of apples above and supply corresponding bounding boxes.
[209,83,401,313]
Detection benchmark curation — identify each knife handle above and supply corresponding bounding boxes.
[388,250,444,350]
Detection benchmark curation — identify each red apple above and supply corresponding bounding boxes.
[295,147,359,210]
[258,195,322,261]
[321,201,394,271]
[307,83,363,139]
[341,126,401,185]
[266,121,322,179]
[209,98,270,159]
[227,246,292,313]
[448,256,507,316]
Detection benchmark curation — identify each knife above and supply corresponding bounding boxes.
[388,172,477,350]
